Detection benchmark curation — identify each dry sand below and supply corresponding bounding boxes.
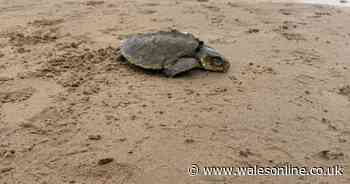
[0,0,350,183]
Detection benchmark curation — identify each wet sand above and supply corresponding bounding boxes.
[257,0,350,7]
[0,0,350,183]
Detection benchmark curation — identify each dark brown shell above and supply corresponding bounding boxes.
[120,30,200,69]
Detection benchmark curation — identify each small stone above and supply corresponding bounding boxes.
[97,158,114,165]
[184,138,195,144]
[17,47,30,53]
[247,28,260,33]
[318,150,344,160]
[88,134,102,140]
[321,118,328,123]
[119,138,127,142]
[131,115,137,120]
[86,1,105,6]
[282,25,289,30]
[239,149,254,158]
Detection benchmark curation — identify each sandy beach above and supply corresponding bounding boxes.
[0,0,350,183]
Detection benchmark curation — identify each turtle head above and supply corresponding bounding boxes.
[196,45,230,72]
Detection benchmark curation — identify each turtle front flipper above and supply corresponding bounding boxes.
[116,47,128,64]
[163,58,201,77]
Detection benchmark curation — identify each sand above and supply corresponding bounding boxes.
[0,0,349,183]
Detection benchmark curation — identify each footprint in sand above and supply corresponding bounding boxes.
[280,32,306,41]
[242,63,277,78]
[0,79,63,125]
[210,15,226,27]
[0,87,35,104]
[310,11,332,18]
[279,8,294,15]
[313,149,345,161]
[201,4,221,12]
[139,9,157,15]
[6,30,60,47]
[142,2,160,7]
[85,1,105,7]
[262,145,294,162]
[290,49,323,67]
[28,18,64,27]
[338,85,350,100]
[319,90,349,108]
[62,161,142,184]
[293,74,323,86]
[209,37,236,45]
[274,23,306,41]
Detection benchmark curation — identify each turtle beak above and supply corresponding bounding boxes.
[220,58,230,73]
[207,56,230,72]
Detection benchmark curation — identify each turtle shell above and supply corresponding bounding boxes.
[120,30,200,69]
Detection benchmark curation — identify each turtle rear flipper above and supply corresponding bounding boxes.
[163,58,201,77]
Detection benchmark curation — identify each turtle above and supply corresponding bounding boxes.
[117,30,230,77]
